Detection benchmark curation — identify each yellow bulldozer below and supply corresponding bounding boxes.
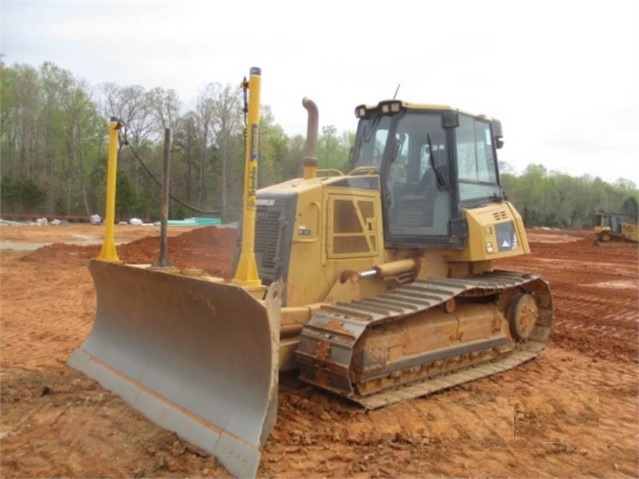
[593,212,638,246]
[68,67,553,478]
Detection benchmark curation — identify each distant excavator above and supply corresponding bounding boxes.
[69,67,553,478]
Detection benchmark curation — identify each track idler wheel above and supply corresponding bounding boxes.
[506,293,538,340]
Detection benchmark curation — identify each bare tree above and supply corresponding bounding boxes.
[211,84,243,214]
[97,83,157,196]
[147,87,181,131]
[192,83,219,207]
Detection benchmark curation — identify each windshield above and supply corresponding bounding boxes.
[455,115,502,202]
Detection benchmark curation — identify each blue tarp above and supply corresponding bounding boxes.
[156,217,221,227]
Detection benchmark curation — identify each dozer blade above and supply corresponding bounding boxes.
[68,259,281,478]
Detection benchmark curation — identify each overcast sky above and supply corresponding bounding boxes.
[2,0,638,184]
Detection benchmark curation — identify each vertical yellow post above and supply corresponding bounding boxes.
[232,67,262,287]
[98,119,122,262]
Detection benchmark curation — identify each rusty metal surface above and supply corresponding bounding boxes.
[68,260,281,478]
[295,270,553,407]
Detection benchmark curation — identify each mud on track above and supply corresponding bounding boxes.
[1,225,637,478]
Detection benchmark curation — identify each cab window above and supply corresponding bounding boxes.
[456,115,501,202]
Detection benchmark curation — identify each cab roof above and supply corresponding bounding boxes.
[354,100,494,122]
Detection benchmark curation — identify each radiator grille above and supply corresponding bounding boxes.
[255,208,282,271]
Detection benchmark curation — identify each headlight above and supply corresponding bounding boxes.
[379,100,402,114]
[355,105,367,118]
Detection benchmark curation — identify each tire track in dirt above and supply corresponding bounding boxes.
[555,292,636,334]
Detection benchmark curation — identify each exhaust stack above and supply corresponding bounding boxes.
[302,97,319,179]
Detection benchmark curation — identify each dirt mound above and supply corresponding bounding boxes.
[19,226,238,278]
[117,226,237,277]
[19,242,99,264]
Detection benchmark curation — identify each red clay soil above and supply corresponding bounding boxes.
[0,225,637,478]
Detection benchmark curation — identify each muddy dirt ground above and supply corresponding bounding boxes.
[0,224,637,478]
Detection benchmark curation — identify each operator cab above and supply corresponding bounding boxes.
[349,100,504,249]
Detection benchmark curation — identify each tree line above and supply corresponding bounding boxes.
[1,61,637,229]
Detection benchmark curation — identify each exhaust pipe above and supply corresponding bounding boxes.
[302,97,319,179]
